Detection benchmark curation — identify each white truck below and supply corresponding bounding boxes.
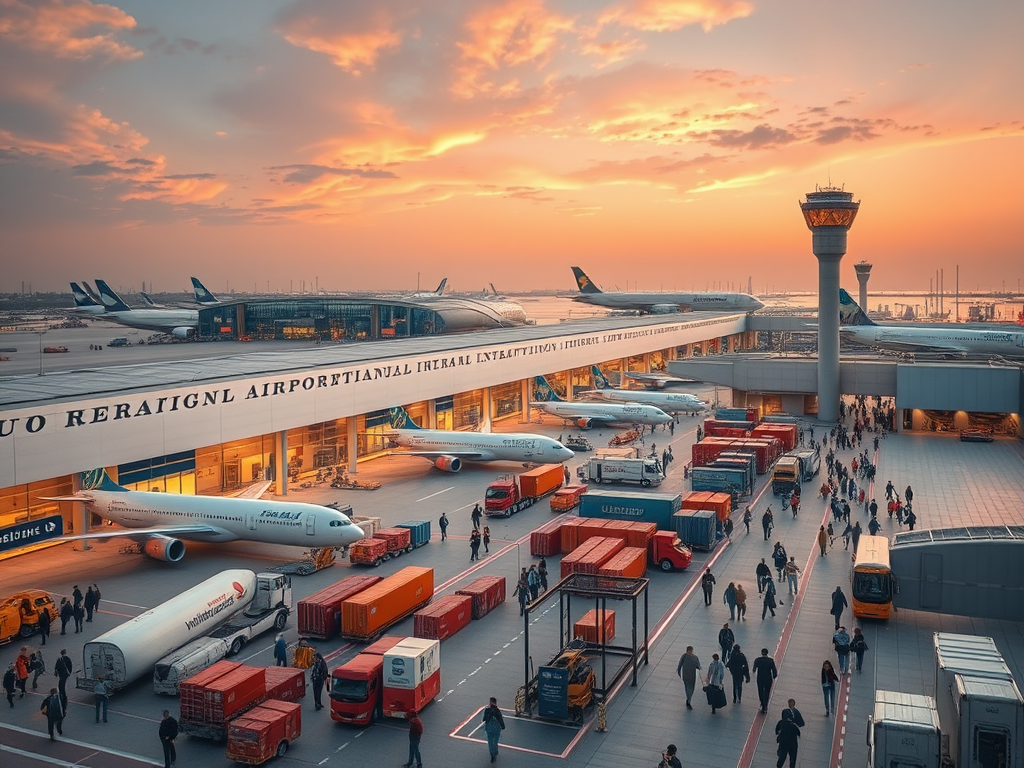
[206,572,292,655]
[578,457,664,487]
[79,569,290,692]
[867,691,942,768]
[153,637,231,696]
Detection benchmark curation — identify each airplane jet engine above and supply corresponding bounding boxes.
[649,304,680,314]
[171,327,196,339]
[144,535,186,562]
[575,418,593,430]
[434,456,462,473]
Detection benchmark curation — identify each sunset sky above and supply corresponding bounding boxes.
[1,0,1021,295]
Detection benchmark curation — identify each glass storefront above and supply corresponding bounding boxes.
[118,452,197,494]
[453,390,484,430]
[627,355,646,372]
[570,367,592,397]
[0,477,72,533]
[491,382,522,422]
[650,351,666,371]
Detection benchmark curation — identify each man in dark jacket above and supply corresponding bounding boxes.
[718,623,735,663]
[438,513,449,541]
[830,586,848,630]
[73,601,85,633]
[701,569,716,606]
[775,709,801,768]
[755,559,771,594]
[309,651,329,711]
[725,644,750,704]
[159,710,178,768]
[752,648,778,714]
[59,599,73,635]
[405,709,423,768]
[72,586,83,610]
[41,688,64,740]
[54,650,73,711]
[38,606,51,645]
[84,587,98,622]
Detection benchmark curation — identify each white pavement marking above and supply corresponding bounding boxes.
[415,486,454,502]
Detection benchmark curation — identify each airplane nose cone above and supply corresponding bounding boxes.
[749,298,765,311]
[557,446,574,461]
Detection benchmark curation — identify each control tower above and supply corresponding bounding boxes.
[800,186,860,423]
[854,261,873,314]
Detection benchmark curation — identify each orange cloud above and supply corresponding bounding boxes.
[0,0,141,60]
[578,36,646,68]
[601,0,753,33]
[280,22,402,75]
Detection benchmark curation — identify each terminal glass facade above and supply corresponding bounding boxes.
[0,478,71,532]
[627,355,646,372]
[453,390,484,430]
[490,382,522,422]
[118,452,197,494]
[197,436,274,492]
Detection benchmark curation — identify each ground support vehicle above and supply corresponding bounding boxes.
[372,528,414,557]
[564,435,594,452]
[650,531,693,572]
[771,456,802,495]
[349,539,389,566]
[207,573,292,656]
[395,521,431,548]
[485,464,564,517]
[550,485,587,512]
[226,700,301,764]
[153,637,231,695]
[329,636,403,726]
[789,449,821,481]
[0,590,58,644]
[578,457,663,487]
[867,691,941,768]
[382,637,441,718]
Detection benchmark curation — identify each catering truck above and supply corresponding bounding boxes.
[484,464,564,517]
[79,570,289,691]
[578,457,664,487]
[770,456,801,495]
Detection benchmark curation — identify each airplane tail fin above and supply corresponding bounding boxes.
[434,278,447,296]
[70,282,100,308]
[532,376,564,402]
[590,365,611,389]
[571,267,602,294]
[79,469,127,492]
[94,279,133,312]
[388,406,423,429]
[489,282,498,296]
[82,281,102,303]
[839,288,875,326]
[140,291,160,308]
[191,277,219,304]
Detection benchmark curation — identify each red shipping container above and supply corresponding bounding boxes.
[373,527,413,553]
[179,661,240,720]
[576,518,615,546]
[559,518,587,553]
[573,609,616,643]
[203,666,267,723]
[598,547,648,578]
[692,439,739,467]
[297,574,383,639]
[226,700,301,765]
[752,424,796,452]
[349,538,389,566]
[530,528,561,557]
[455,576,506,619]
[573,537,626,575]
[264,666,306,703]
[413,594,473,640]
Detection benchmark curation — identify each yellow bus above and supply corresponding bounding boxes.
[852,535,894,619]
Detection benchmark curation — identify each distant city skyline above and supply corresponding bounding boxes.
[1,0,1021,293]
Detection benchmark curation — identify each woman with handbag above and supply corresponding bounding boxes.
[705,653,727,714]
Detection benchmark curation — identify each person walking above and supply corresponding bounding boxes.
[701,569,716,606]
[726,644,750,704]
[73,601,85,634]
[905,485,914,505]
[774,710,801,768]
[15,651,29,696]
[3,664,15,708]
[404,709,423,768]
[29,650,45,689]
[84,586,98,622]
[310,650,329,711]
[762,577,777,619]
[718,623,735,663]
[482,526,491,554]
[72,585,83,611]
[41,687,64,741]
[706,653,727,714]
[783,558,801,596]
[38,605,51,646]
[832,626,852,674]
[762,509,774,540]
[743,506,752,534]
[821,660,839,716]
[527,565,540,601]
[59,598,72,635]
[752,648,778,714]
[482,697,505,762]
[660,744,683,768]
[94,676,110,723]
[471,504,483,530]
[830,587,848,631]
[868,516,881,535]
[782,698,806,727]
[538,559,548,593]
[772,543,787,581]
[159,709,178,768]
[756,559,771,594]
[723,582,737,620]
[734,583,747,621]
[851,628,869,672]
[470,530,482,561]
[55,649,73,712]
[438,513,449,541]
[92,584,102,612]
[817,525,828,556]
[513,572,529,616]
[676,646,701,710]
[723,516,734,539]
[274,633,288,667]
[851,521,862,552]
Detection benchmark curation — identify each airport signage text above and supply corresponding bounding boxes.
[0,515,64,553]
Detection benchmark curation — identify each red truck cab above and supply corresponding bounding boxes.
[651,531,692,572]
[329,636,403,726]
[485,464,564,517]
[484,476,521,516]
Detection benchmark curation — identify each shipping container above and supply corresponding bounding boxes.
[413,594,473,641]
[574,609,616,644]
[681,491,732,521]
[263,666,306,704]
[340,567,434,641]
[558,518,588,553]
[576,518,613,545]
[395,521,431,549]
[595,447,639,459]
[455,576,506,619]
[530,528,562,557]
[752,424,797,452]
[199,666,268,724]
[707,460,754,494]
[673,510,718,551]
[226,699,301,765]
[349,538,390,567]
[691,466,750,498]
[571,537,626,576]
[180,665,304,741]
[550,485,587,512]
[714,452,757,491]
[715,407,758,422]
[373,528,413,555]
[579,490,683,530]
[383,638,442,718]
[691,439,737,467]
[297,574,383,639]
[560,536,611,578]
[597,547,648,578]
[179,660,241,721]
[598,519,658,549]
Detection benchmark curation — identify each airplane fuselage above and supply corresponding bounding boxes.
[104,308,199,335]
[842,326,1024,357]
[579,389,706,413]
[572,292,763,314]
[390,429,573,462]
[84,490,363,548]
[531,401,673,425]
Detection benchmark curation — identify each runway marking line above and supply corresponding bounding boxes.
[415,486,454,503]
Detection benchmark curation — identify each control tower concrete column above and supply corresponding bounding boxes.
[800,187,860,423]
[854,261,873,314]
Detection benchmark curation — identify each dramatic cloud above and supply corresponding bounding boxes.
[277,4,404,74]
[600,0,753,33]
[0,0,141,60]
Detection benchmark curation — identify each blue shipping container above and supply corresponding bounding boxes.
[715,408,751,421]
[579,490,682,530]
[673,510,718,551]
[717,452,756,488]
[691,467,748,498]
[707,459,754,494]
[396,521,431,548]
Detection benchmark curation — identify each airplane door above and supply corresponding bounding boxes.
[246,513,257,531]
[305,514,316,536]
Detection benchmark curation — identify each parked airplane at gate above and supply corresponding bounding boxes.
[839,289,1024,358]
[41,469,363,562]
[531,377,673,428]
[622,371,695,390]
[69,282,107,316]
[385,407,573,472]
[579,367,706,413]
[94,279,199,338]
[569,267,764,314]
[191,277,221,305]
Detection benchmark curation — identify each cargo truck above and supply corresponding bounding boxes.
[382,637,441,718]
[579,490,683,530]
[867,691,941,768]
[330,636,404,725]
[206,573,292,656]
[650,531,693,572]
[578,457,664,487]
[485,464,564,517]
[771,456,802,495]
[789,449,820,481]
[225,699,301,764]
[78,570,284,692]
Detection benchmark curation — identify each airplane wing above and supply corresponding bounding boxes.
[52,524,224,543]
[390,450,492,461]
[229,481,272,499]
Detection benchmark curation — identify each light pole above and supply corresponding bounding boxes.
[35,331,45,376]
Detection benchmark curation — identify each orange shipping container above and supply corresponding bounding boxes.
[573,537,626,575]
[597,547,648,578]
[341,567,434,640]
[573,609,616,644]
[576,518,613,546]
[530,528,561,557]
[625,522,658,549]
[559,518,588,553]
[550,485,587,512]
[519,464,565,498]
[560,536,608,578]
[682,491,731,521]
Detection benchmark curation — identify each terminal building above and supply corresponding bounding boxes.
[1,309,1022,554]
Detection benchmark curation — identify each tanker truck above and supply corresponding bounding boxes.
[79,569,291,692]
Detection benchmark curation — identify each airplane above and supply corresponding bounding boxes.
[191,276,221,305]
[94,279,199,338]
[569,267,764,314]
[140,291,164,308]
[408,278,448,298]
[40,469,364,562]
[69,282,107,316]
[530,376,673,428]
[578,367,707,413]
[384,407,573,472]
[622,371,696,390]
[839,289,1024,358]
